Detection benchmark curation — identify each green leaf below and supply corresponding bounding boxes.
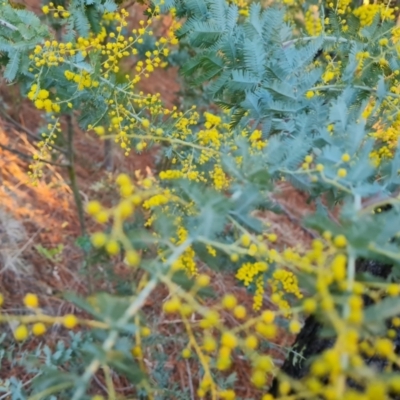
[108,354,146,384]
[4,50,20,82]
[179,181,230,239]
[81,342,108,364]
[230,69,260,91]
[74,9,90,37]
[75,235,92,253]
[31,369,77,394]
[63,292,99,318]
[171,269,214,297]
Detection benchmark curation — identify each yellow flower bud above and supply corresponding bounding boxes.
[63,314,78,329]
[14,325,29,341]
[23,293,39,308]
[32,322,46,336]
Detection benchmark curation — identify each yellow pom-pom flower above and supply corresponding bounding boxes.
[63,314,78,329]
[105,240,120,255]
[341,153,351,162]
[116,173,131,187]
[91,232,107,248]
[93,126,105,135]
[306,91,315,98]
[333,234,347,248]
[181,348,191,358]
[221,294,237,309]
[163,297,181,314]
[245,334,258,350]
[196,274,210,287]
[241,234,251,247]
[125,249,141,267]
[86,200,102,215]
[140,326,151,337]
[303,298,317,314]
[251,369,267,388]
[262,310,275,324]
[23,293,39,308]
[131,345,142,357]
[233,305,246,319]
[221,332,238,349]
[219,389,236,400]
[14,324,29,341]
[203,335,217,352]
[32,322,47,336]
[289,319,302,334]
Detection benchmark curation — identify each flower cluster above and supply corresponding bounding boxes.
[353,3,396,27]
[87,172,158,266]
[27,84,60,112]
[5,0,400,399]
[229,0,252,17]
[27,119,61,184]
[370,115,400,165]
[25,5,182,180]
[0,293,78,341]
[269,269,303,316]
[42,2,70,18]
[304,6,322,37]
[171,225,198,275]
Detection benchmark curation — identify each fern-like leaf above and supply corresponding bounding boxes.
[4,50,20,81]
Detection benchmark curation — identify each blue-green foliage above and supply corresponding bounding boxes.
[0,0,117,82]
[161,0,400,269]
[64,0,117,41]
[1,1,400,396]
[1,0,397,266]
[0,5,49,81]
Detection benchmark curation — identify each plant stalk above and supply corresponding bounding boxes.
[66,114,86,236]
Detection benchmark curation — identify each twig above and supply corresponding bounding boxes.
[103,365,117,400]
[0,107,39,140]
[27,382,74,400]
[103,137,114,171]
[282,35,350,48]
[65,114,86,235]
[92,374,108,394]
[71,277,158,400]
[1,224,43,274]
[274,201,318,239]
[0,19,17,31]
[0,106,68,155]
[0,142,69,168]
[185,360,195,400]
[0,373,41,400]
[341,194,361,370]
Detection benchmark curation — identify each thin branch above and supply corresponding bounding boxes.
[0,107,68,155]
[27,383,74,400]
[65,114,86,235]
[185,360,195,400]
[0,19,17,31]
[0,142,69,168]
[0,107,39,140]
[103,365,117,400]
[71,277,158,400]
[0,373,42,400]
[282,35,352,48]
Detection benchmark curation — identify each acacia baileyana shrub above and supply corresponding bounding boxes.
[1,0,400,399]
